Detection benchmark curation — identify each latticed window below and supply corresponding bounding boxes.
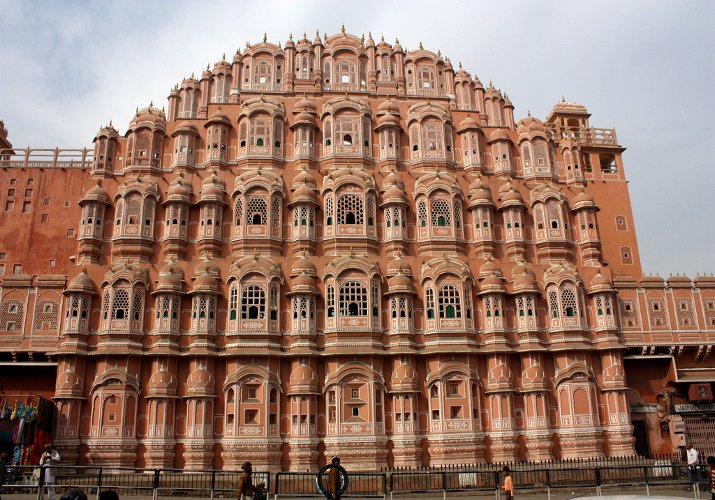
[493,296,501,317]
[253,60,273,85]
[561,287,577,317]
[366,196,375,226]
[534,142,548,166]
[326,284,335,317]
[125,195,142,225]
[526,296,535,316]
[273,120,283,148]
[239,122,248,147]
[676,299,695,327]
[549,290,559,318]
[422,122,443,151]
[112,289,129,319]
[229,286,238,320]
[241,285,266,320]
[596,296,604,316]
[335,116,360,146]
[648,299,667,327]
[325,196,334,225]
[337,194,363,225]
[454,202,462,229]
[132,290,143,321]
[271,198,281,227]
[246,197,268,225]
[102,290,110,320]
[67,296,80,318]
[426,288,435,319]
[34,300,58,330]
[417,65,435,89]
[335,59,356,85]
[0,300,24,330]
[270,286,278,320]
[371,282,380,316]
[521,144,532,167]
[431,200,452,227]
[418,200,427,227]
[547,203,562,230]
[250,118,270,146]
[339,281,368,317]
[233,198,243,226]
[156,296,169,318]
[438,285,462,319]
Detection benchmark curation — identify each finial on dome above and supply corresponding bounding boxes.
[253,248,259,261]
[136,106,139,116]
[289,32,293,40]
[263,32,268,43]
[437,49,441,57]
[527,110,531,117]
[419,41,423,50]
[222,52,226,60]
[349,247,354,258]
[81,265,88,273]
[149,100,153,108]
[381,34,385,42]
[278,41,281,49]
[361,33,364,43]
[341,24,346,34]
[458,61,462,69]
[190,72,194,79]
[108,119,112,127]
[257,166,263,176]
[562,96,566,102]
[324,32,328,43]
[395,37,400,44]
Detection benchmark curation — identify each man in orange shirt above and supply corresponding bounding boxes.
[325,456,342,500]
[501,466,514,499]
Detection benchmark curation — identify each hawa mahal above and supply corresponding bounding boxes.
[0,29,714,471]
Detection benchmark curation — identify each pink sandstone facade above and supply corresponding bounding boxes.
[0,29,714,471]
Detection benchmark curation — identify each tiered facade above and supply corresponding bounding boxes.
[1,29,714,471]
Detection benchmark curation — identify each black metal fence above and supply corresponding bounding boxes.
[0,456,710,499]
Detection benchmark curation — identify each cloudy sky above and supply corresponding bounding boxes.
[1,0,713,277]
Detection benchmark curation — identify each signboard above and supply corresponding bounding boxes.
[688,383,713,402]
[673,403,715,413]
[630,404,659,413]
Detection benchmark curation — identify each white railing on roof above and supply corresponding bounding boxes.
[0,148,94,169]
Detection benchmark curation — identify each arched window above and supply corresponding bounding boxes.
[561,287,577,317]
[241,285,266,320]
[112,289,129,319]
[246,197,267,225]
[229,286,238,320]
[438,285,462,319]
[337,194,364,225]
[326,284,335,317]
[422,121,443,152]
[417,200,427,227]
[339,281,368,317]
[431,200,452,227]
[426,288,435,319]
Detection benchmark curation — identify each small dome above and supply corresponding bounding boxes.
[56,367,83,395]
[522,364,547,389]
[290,182,317,205]
[293,169,317,188]
[376,113,401,129]
[289,271,318,295]
[65,269,97,295]
[572,191,596,211]
[200,174,226,203]
[166,175,191,202]
[192,271,218,293]
[172,121,200,137]
[589,271,613,294]
[156,262,183,292]
[386,272,414,295]
[497,181,525,208]
[511,262,538,293]
[93,123,119,141]
[148,367,177,395]
[288,364,319,394]
[186,366,215,396]
[129,105,166,129]
[468,177,494,207]
[516,114,547,137]
[390,364,419,393]
[382,170,403,189]
[603,364,625,386]
[457,115,480,132]
[479,259,501,278]
[81,182,110,205]
[291,254,317,276]
[378,98,399,114]
[382,183,407,204]
[487,128,512,144]
[294,96,317,113]
[487,364,513,390]
[387,254,411,276]
[205,108,231,127]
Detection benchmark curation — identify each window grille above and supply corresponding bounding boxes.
[337,194,363,225]
[431,200,452,227]
[271,198,281,227]
[112,289,129,320]
[241,285,266,320]
[339,281,368,317]
[246,197,268,225]
[438,285,462,318]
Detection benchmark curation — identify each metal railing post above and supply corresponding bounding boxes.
[96,467,103,500]
[36,465,45,500]
[644,465,649,496]
[595,467,601,496]
[441,471,447,500]
[210,469,216,500]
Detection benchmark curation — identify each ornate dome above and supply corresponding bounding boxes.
[205,108,231,127]
[288,271,318,295]
[457,115,480,132]
[129,105,166,129]
[589,271,613,294]
[386,272,414,294]
[200,173,226,203]
[165,175,192,202]
[497,181,525,208]
[487,128,512,144]
[290,254,317,277]
[155,261,184,293]
[65,269,98,295]
[468,177,494,207]
[80,182,110,205]
[387,254,411,277]
[603,363,626,387]
[522,364,547,389]
[148,367,177,396]
[172,121,200,137]
[487,363,513,391]
[288,363,319,394]
[186,365,215,396]
[56,366,83,396]
[572,190,597,211]
[390,363,419,393]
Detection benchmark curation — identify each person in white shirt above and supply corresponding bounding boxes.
[686,443,700,491]
[39,443,61,500]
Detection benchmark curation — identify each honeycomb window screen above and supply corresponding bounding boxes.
[271,197,281,227]
[234,199,243,226]
[549,290,559,318]
[339,281,368,317]
[454,201,462,229]
[112,289,129,319]
[132,289,143,321]
[417,200,428,227]
[241,285,266,320]
[246,197,267,225]
[1,300,24,330]
[102,290,110,320]
[546,203,561,229]
[438,285,462,319]
[431,200,452,227]
[325,196,334,225]
[337,194,364,225]
[560,286,578,317]
[250,118,270,146]
[521,144,532,166]
[366,196,375,226]
[335,116,360,145]
[421,121,443,151]
[334,60,356,85]
[676,300,695,327]
[648,299,667,327]
[34,300,58,330]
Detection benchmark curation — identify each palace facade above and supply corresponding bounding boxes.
[0,29,713,471]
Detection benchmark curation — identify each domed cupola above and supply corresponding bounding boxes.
[92,122,120,176]
[467,176,495,258]
[125,105,166,173]
[497,180,526,260]
[197,173,226,257]
[288,169,319,253]
[381,170,408,254]
[78,181,111,264]
[385,255,415,339]
[571,188,602,266]
[287,255,318,339]
[162,173,193,259]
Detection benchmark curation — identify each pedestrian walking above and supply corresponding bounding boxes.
[39,443,60,500]
[325,457,343,500]
[237,461,255,500]
[707,456,715,500]
[501,466,515,499]
[685,443,700,491]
